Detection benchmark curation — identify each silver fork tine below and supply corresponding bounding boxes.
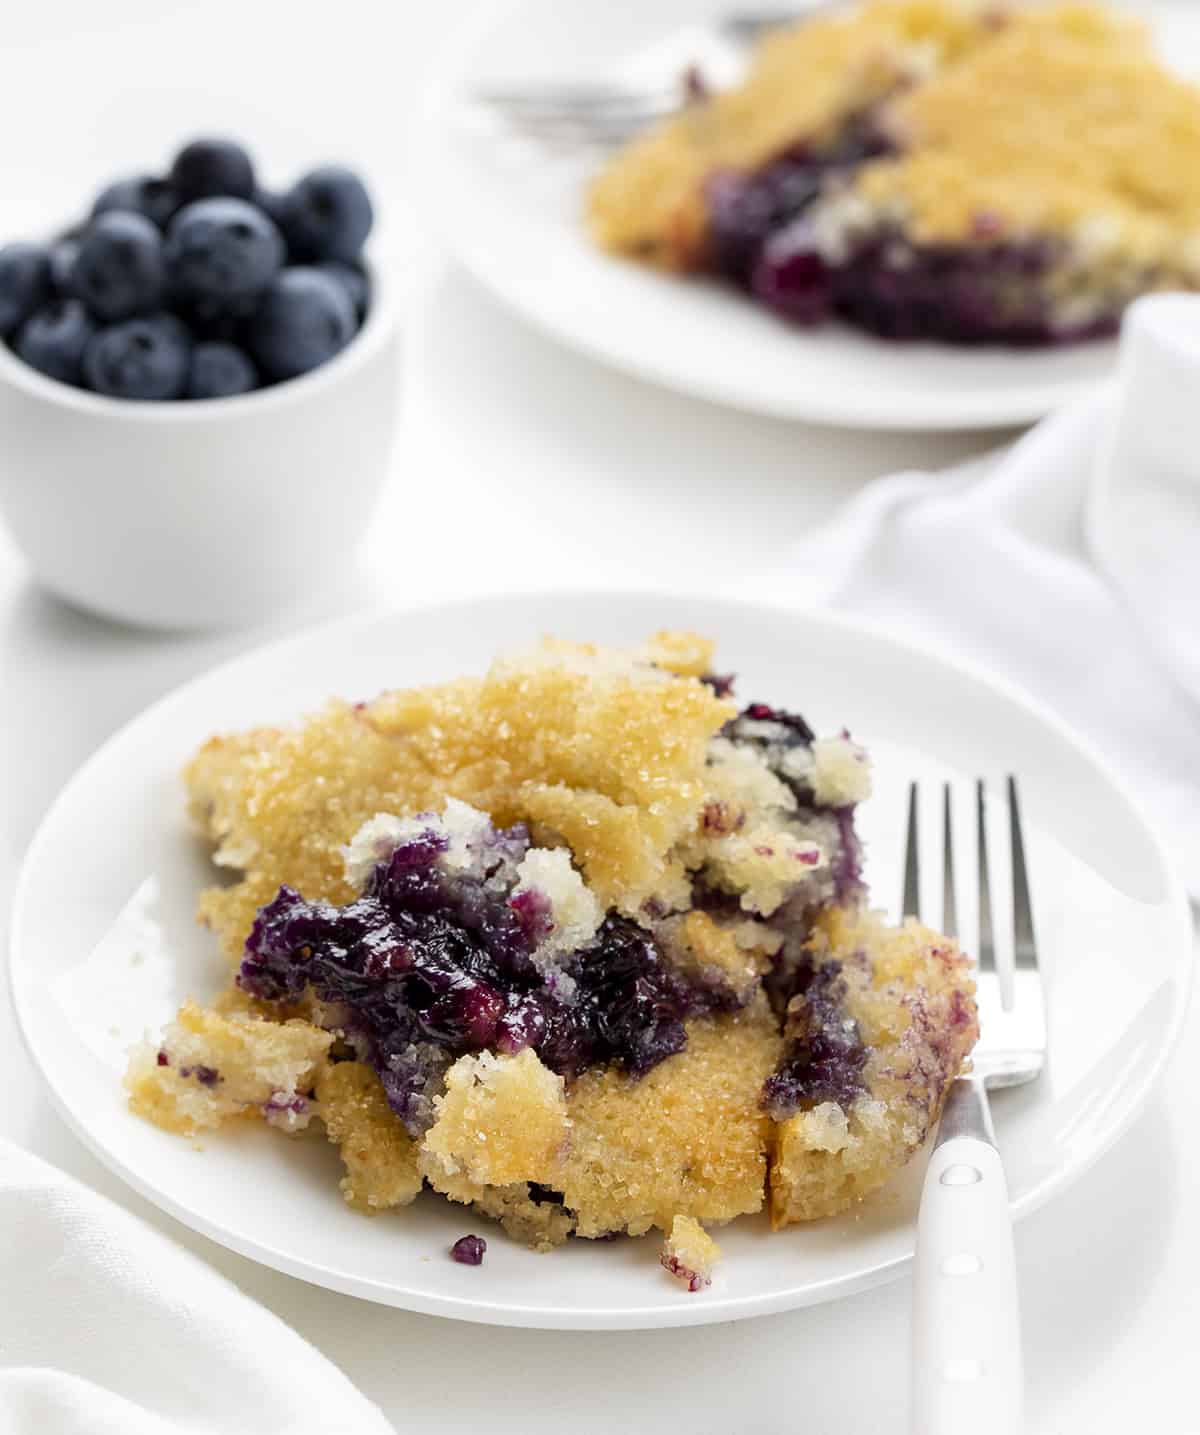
[503,109,674,145]
[976,778,996,976]
[473,10,815,145]
[1008,775,1037,971]
[902,781,921,920]
[941,782,957,939]
[475,88,680,128]
[477,84,676,109]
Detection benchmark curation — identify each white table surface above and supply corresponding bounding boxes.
[2,4,1197,1432]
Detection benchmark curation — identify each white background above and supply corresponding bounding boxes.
[1,3,1197,1431]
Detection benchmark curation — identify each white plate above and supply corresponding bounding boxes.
[419,0,1200,430]
[10,592,1192,1328]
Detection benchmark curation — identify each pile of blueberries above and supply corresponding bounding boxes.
[0,138,374,401]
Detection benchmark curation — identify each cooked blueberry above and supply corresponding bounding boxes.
[15,300,95,385]
[165,198,284,304]
[82,313,190,399]
[316,260,369,318]
[762,960,867,1119]
[238,813,736,1135]
[169,137,255,202]
[278,165,373,263]
[0,242,52,337]
[71,212,165,321]
[186,341,257,398]
[48,238,79,293]
[246,267,356,379]
[450,1234,486,1266]
[752,223,832,324]
[92,174,180,229]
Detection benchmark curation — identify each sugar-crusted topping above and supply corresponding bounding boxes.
[859,5,1200,254]
[189,634,734,954]
[130,629,978,1261]
[591,0,1200,271]
[589,0,990,264]
[422,1048,569,1188]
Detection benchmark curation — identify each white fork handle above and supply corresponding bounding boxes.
[912,1135,1023,1434]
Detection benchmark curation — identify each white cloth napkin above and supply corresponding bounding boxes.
[755,295,1200,896]
[0,1140,395,1435]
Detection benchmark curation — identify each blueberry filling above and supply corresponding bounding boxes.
[719,697,864,905]
[705,117,892,285]
[699,672,736,699]
[235,681,869,1138]
[704,118,1117,346]
[239,823,737,1135]
[762,958,867,1120]
[758,226,1110,345]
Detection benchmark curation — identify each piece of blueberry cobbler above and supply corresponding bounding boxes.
[127,632,977,1266]
[588,0,1200,345]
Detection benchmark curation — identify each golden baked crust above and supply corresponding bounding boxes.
[127,630,977,1266]
[768,908,978,1227]
[590,0,1200,277]
[561,997,783,1238]
[187,634,734,958]
[589,0,989,265]
[126,1002,330,1135]
[315,1061,423,1213]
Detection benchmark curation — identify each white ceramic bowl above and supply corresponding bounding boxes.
[0,268,401,629]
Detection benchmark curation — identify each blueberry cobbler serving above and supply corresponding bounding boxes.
[127,633,977,1278]
[588,0,1200,345]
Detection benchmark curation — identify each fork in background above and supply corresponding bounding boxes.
[472,10,806,145]
[904,777,1047,1435]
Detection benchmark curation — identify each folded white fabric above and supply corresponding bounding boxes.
[0,1140,395,1435]
[754,295,1200,895]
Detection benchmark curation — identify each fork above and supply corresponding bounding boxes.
[904,777,1046,1435]
[473,10,806,144]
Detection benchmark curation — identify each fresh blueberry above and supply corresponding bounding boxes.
[187,340,257,398]
[82,313,191,399]
[71,212,166,321]
[15,299,96,385]
[169,137,255,202]
[173,289,257,343]
[48,238,80,293]
[316,260,369,318]
[253,186,287,230]
[246,267,356,379]
[165,197,284,304]
[92,174,181,229]
[278,165,373,263]
[0,242,52,337]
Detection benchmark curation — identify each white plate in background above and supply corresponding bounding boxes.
[418,0,1200,429]
[10,592,1192,1327]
